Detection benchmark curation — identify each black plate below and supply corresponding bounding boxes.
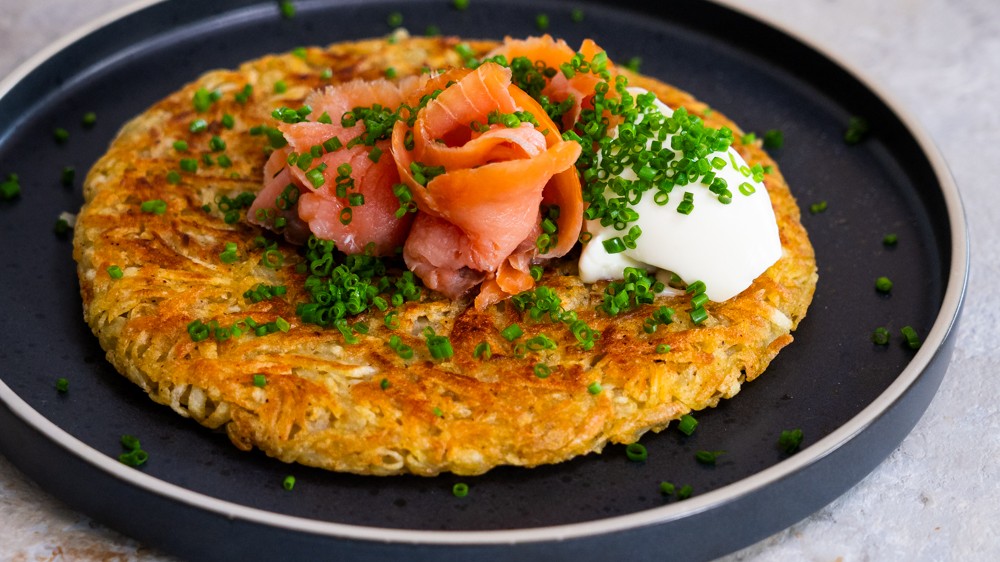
[0,1,967,560]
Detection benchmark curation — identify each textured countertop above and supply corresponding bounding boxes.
[1,0,997,560]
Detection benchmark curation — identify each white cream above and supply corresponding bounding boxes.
[578,88,781,302]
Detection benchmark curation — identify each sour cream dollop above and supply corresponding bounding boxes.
[578,88,781,302]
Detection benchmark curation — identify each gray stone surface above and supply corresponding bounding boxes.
[0,0,997,560]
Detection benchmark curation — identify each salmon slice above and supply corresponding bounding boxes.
[402,213,486,298]
[248,148,312,244]
[391,62,583,306]
[487,35,616,129]
[249,80,415,255]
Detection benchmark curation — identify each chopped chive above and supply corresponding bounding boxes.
[844,116,869,145]
[500,323,523,341]
[384,67,397,79]
[474,341,491,360]
[883,233,898,246]
[875,276,893,294]
[424,25,440,36]
[424,328,454,360]
[55,377,69,393]
[140,199,167,215]
[533,362,551,378]
[570,8,584,22]
[54,217,70,236]
[658,481,675,496]
[655,344,671,354]
[900,325,921,349]
[689,307,708,325]
[81,112,97,128]
[763,129,784,149]
[172,140,189,152]
[535,13,549,30]
[778,429,804,454]
[809,200,827,214]
[282,475,296,490]
[274,80,287,94]
[53,127,69,144]
[60,166,75,187]
[695,450,725,465]
[677,485,694,500]
[278,0,295,19]
[872,325,890,344]
[221,114,235,129]
[602,237,627,254]
[107,265,124,279]
[209,136,227,152]
[452,482,469,497]
[624,57,641,72]
[587,381,602,395]
[677,414,698,436]
[1,173,21,200]
[252,374,267,387]
[189,118,208,133]
[625,443,648,462]
[387,11,403,27]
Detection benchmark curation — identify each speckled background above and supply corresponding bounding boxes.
[1,0,997,560]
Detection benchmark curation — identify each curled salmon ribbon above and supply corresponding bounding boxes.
[391,62,583,308]
[486,35,617,130]
[249,77,429,254]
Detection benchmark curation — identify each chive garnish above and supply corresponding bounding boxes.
[0,174,20,201]
[282,475,296,490]
[60,166,75,187]
[875,276,893,294]
[53,127,69,144]
[763,129,784,149]
[118,434,148,467]
[778,429,804,454]
[500,323,523,341]
[55,378,69,393]
[844,116,869,144]
[695,450,725,465]
[625,443,648,462]
[452,482,469,497]
[533,363,551,378]
[871,327,890,345]
[900,326,921,349]
[677,414,698,436]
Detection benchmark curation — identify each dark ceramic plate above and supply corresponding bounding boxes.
[0,1,967,560]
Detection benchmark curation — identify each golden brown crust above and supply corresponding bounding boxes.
[74,36,817,476]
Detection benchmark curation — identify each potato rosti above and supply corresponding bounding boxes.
[73,35,816,476]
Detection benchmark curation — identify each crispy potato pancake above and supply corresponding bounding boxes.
[74,36,817,476]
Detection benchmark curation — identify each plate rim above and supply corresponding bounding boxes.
[0,0,970,548]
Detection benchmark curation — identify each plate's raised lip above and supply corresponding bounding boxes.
[0,0,969,548]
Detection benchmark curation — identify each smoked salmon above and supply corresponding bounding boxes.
[486,35,616,130]
[252,37,597,307]
[249,78,417,255]
[391,62,583,306]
